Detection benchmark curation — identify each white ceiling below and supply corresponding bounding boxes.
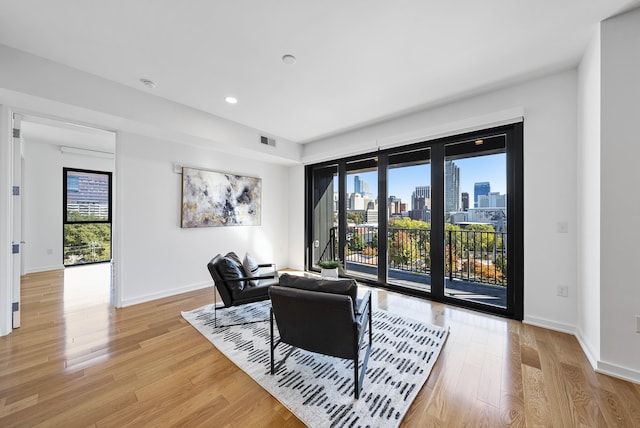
[1,0,638,144]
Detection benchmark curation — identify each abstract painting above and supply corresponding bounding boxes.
[181,167,261,228]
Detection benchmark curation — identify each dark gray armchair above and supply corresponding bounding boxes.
[207,252,278,327]
[268,273,373,399]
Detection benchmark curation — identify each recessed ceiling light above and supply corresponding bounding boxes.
[225,96,238,104]
[282,54,296,65]
[475,139,484,145]
[140,78,156,89]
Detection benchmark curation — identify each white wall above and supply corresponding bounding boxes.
[116,132,291,306]
[300,70,579,331]
[576,27,602,366]
[22,139,115,273]
[287,165,306,271]
[599,7,640,380]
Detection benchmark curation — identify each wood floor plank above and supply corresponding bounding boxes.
[1,268,639,427]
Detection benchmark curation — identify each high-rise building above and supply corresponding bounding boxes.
[412,185,431,210]
[461,192,469,211]
[388,195,404,216]
[474,182,490,208]
[445,161,460,213]
[354,176,362,195]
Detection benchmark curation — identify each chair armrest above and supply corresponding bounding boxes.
[355,290,372,316]
[221,272,277,282]
[258,263,276,268]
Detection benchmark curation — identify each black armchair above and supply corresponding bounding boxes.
[268,273,373,399]
[207,252,278,327]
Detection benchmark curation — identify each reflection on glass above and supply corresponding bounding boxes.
[312,167,339,268]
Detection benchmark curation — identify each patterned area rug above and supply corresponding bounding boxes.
[182,301,448,428]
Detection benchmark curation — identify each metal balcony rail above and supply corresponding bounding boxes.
[321,226,507,287]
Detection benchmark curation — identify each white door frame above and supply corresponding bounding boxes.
[11,113,23,328]
[0,105,13,336]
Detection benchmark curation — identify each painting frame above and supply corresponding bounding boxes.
[181,167,261,228]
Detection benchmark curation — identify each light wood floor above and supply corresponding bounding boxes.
[1,270,639,427]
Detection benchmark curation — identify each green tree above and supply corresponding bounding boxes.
[349,232,365,251]
[347,212,364,225]
[64,223,111,264]
[389,230,419,267]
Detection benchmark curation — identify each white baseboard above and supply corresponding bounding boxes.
[597,361,640,385]
[574,329,599,370]
[119,281,212,308]
[526,317,640,385]
[523,315,576,335]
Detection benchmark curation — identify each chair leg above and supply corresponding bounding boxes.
[214,288,218,328]
[270,309,275,375]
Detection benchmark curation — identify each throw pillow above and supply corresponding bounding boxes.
[242,252,260,286]
[225,251,243,266]
[218,256,246,296]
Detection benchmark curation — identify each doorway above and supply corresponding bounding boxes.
[15,115,116,324]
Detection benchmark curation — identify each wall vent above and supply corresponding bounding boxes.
[260,136,276,147]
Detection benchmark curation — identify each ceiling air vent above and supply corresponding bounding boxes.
[260,136,276,147]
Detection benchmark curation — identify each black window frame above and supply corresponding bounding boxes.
[63,167,113,266]
[305,122,524,320]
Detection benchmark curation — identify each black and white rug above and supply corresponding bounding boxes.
[182,301,448,428]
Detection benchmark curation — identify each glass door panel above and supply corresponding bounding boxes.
[311,166,338,268]
[443,136,507,309]
[387,149,431,292]
[344,158,378,280]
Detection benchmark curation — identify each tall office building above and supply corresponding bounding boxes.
[445,161,460,213]
[474,182,490,208]
[412,185,431,210]
[388,195,404,216]
[461,192,469,211]
[354,176,362,195]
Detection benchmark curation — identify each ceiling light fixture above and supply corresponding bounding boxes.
[140,78,157,89]
[475,139,484,145]
[225,96,238,104]
[282,54,297,65]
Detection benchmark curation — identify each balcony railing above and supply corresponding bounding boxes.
[321,226,507,287]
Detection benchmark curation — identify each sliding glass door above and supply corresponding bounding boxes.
[344,157,378,280]
[443,136,508,309]
[306,123,523,319]
[387,148,431,292]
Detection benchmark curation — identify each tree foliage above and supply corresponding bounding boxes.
[64,223,111,264]
[349,232,365,251]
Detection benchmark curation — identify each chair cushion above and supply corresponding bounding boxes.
[242,252,260,286]
[278,273,358,311]
[225,251,243,266]
[218,256,246,296]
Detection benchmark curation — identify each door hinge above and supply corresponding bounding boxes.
[12,244,19,254]
[13,128,20,139]
[12,186,20,196]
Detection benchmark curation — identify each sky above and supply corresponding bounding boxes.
[346,153,506,206]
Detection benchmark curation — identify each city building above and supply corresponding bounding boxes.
[461,192,469,211]
[444,160,460,213]
[412,185,431,210]
[474,182,490,208]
